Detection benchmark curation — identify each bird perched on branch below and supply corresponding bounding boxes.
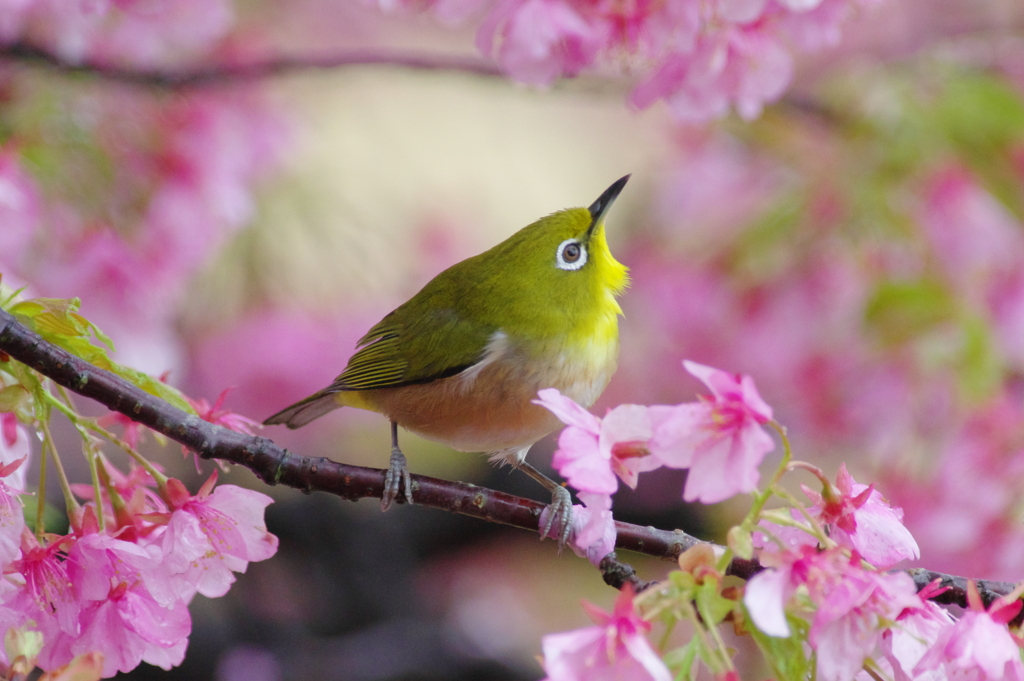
[265,176,630,544]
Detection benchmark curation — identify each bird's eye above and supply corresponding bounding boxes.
[555,239,588,271]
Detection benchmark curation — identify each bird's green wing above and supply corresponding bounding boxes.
[330,305,497,391]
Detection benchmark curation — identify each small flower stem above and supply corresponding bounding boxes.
[768,421,794,484]
[773,487,832,547]
[51,388,105,531]
[716,421,794,573]
[744,423,794,524]
[696,585,736,674]
[85,447,104,532]
[34,432,46,537]
[38,416,79,521]
[42,390,168,490]
[786,459,828,483]
[681,602,726,676]
[656,619,676,652]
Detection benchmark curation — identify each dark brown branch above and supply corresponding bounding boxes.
[0,307,1018,610]
[0,308,694,561]
[0,41,502,88]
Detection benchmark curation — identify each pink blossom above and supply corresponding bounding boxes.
[477,0,600,86]
[69,462,167,543]
[631,26,794,122]
[39,580,191,677]
[799,464,919,569]
[152,472,278,600]
[184,388,261,470]
[1,413,30,493]
[534,389,661,494]
[188,389,262,436]
[6,531,80,638]
[650,361,774,503]
[914,582,1024,681]
[0,454,28,568]
[745,547,919,681]
[779,0,854,50]
[66,526,172,607]
[17,0,233,66]
[881,583,955,681]
[811,565,919,681]
[541,586,671,681]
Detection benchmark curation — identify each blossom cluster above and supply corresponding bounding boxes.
[0,0,234,67]
[536,359,776,564]
[535,356,1024,680]
[0,414,277,678]
[374,0,877,121]
[745,548,1024,681]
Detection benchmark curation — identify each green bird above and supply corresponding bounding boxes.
[265,176,630,542]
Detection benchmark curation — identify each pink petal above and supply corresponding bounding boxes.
[540,626,605,679]
[552,427,617,495]
[620,631,673,681]
[738,373,774,422]
[647,403,709,469]
[600,404,652,455]
[534,388,601,432]
[204,485,278,563]
[744,567,792,637]
[629,53,690,110]
[682,359,738,399]
[574,492,616,566]
[684,423,771,503]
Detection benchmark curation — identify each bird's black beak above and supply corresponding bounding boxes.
[586,174,630,240]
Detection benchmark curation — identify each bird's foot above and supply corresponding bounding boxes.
[539,485,574,550]
[382,447,413,511]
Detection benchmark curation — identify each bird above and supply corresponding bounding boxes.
[264,175,630,544]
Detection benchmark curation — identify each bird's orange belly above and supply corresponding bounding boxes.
[339,346,615,455]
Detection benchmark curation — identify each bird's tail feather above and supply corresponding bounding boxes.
[263,391,342,429]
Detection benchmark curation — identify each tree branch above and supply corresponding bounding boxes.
[0,41,502,88]
[0,307,1017,610]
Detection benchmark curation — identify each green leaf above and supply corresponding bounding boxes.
[663,638,699,681]
[111,364,194,414]
[746,611,812,681]
[727,526,754,560]
[9,296,195,415]
[9,298,114,352]
[694,578,736,627]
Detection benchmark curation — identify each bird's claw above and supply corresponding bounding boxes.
[382,447,413,511]
[540,485,574,550]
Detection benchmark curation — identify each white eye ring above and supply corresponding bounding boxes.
[555,239,587,271]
